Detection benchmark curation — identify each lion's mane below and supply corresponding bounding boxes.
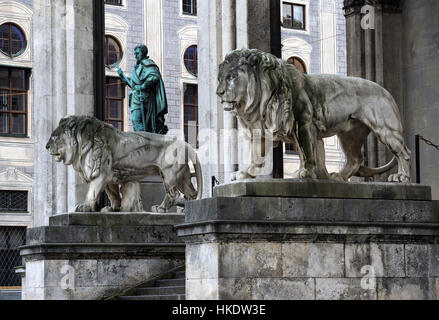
[219,49,327,137]
[58,116,115,182]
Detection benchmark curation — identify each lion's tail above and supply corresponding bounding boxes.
[356,157,397,177]
[187,145,203,200]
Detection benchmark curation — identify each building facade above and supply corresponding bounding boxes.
[0,0,346,295]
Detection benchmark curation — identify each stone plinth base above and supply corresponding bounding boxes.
[21,213,185,300]
[177,179,439,300]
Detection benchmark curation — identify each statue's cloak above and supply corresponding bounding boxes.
[130,58,168,133]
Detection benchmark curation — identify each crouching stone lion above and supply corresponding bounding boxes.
[46,115,202,213]
[216,49,411,182]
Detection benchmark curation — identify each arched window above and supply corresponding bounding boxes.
[0,23,27,57]
[287,56,307,73]
[105,35,122,67]
[184,45,198,77]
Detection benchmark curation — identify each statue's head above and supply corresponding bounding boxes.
[134,44,149,61]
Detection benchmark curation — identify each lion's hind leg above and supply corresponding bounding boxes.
[373,126,411,182]
[178,165,198,200]
[101,184,121,212]
[332,124,369,181]
[152,168,182,213]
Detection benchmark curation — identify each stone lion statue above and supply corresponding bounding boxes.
[46,115,202,213]
[217,49,411,182]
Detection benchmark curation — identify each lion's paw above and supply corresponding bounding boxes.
[297,168,318,179]
[330,172,347,181]
[388,173,410,183]
[75,203,94,212]
[151,205,167,213]
[231,170,255,181]
[101,206,114,213]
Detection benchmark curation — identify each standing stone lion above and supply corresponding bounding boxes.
[46,115,202,213]
[216,49,411,182]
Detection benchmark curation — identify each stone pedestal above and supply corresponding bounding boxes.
[20,213,185,300]
[177,179,439,300]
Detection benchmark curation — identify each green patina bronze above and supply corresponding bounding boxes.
[117,44,168,134]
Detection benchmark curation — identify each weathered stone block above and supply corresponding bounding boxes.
[218,278,253,300]
[213,179,431,201]
[186,279,219,300]
[405,244,439,277]
[219,242,282,278]
[252,278,315,300]
[186,243,219,280]
[316,278,377,300]
[377,278,436,300]
[282,243,344,277]
[345,244,405,277]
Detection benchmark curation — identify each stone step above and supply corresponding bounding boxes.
[155,278,185,287]
[137,286,185,295]
[174,271,186,278]
[119,294,185,300]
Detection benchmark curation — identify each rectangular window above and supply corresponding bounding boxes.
[183,83,198,148]
[0,191,27,212]
[0,67,29,136]
[0,227,26,287]
[282,2,306,30]
[105,77,124,130]
[182,0,197,16]
[104,0,122,6]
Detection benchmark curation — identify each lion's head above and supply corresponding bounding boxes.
[46,115,114,182]
[217,49,305,130]
[217,48,327,136]
[46,117,79,165]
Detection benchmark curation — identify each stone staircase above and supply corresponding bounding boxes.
[110,266,186,300]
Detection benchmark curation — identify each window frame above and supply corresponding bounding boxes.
[0,66,29,137]
[0,190,28,213]
[0,22,27,58]
[282,2,306,31]
[183,83,198,149]
[105,35,123,68]
[182,0,197,17]
[183,44,198,77]
[105,76,125,130]
[104,0,123,7]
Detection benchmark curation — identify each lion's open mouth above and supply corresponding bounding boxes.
[50,152,62,162]
[222,101,236,111]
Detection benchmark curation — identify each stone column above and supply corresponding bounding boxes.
[33,0,95,226]
[197,0,223,196]
[221,0,238,183]
[235,0,282,178]
[145,0,164,72]
[198,0,282,189]
[402,0,439,198]
[343,0,403,180]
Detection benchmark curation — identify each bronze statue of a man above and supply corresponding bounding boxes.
[117,45,168,134]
